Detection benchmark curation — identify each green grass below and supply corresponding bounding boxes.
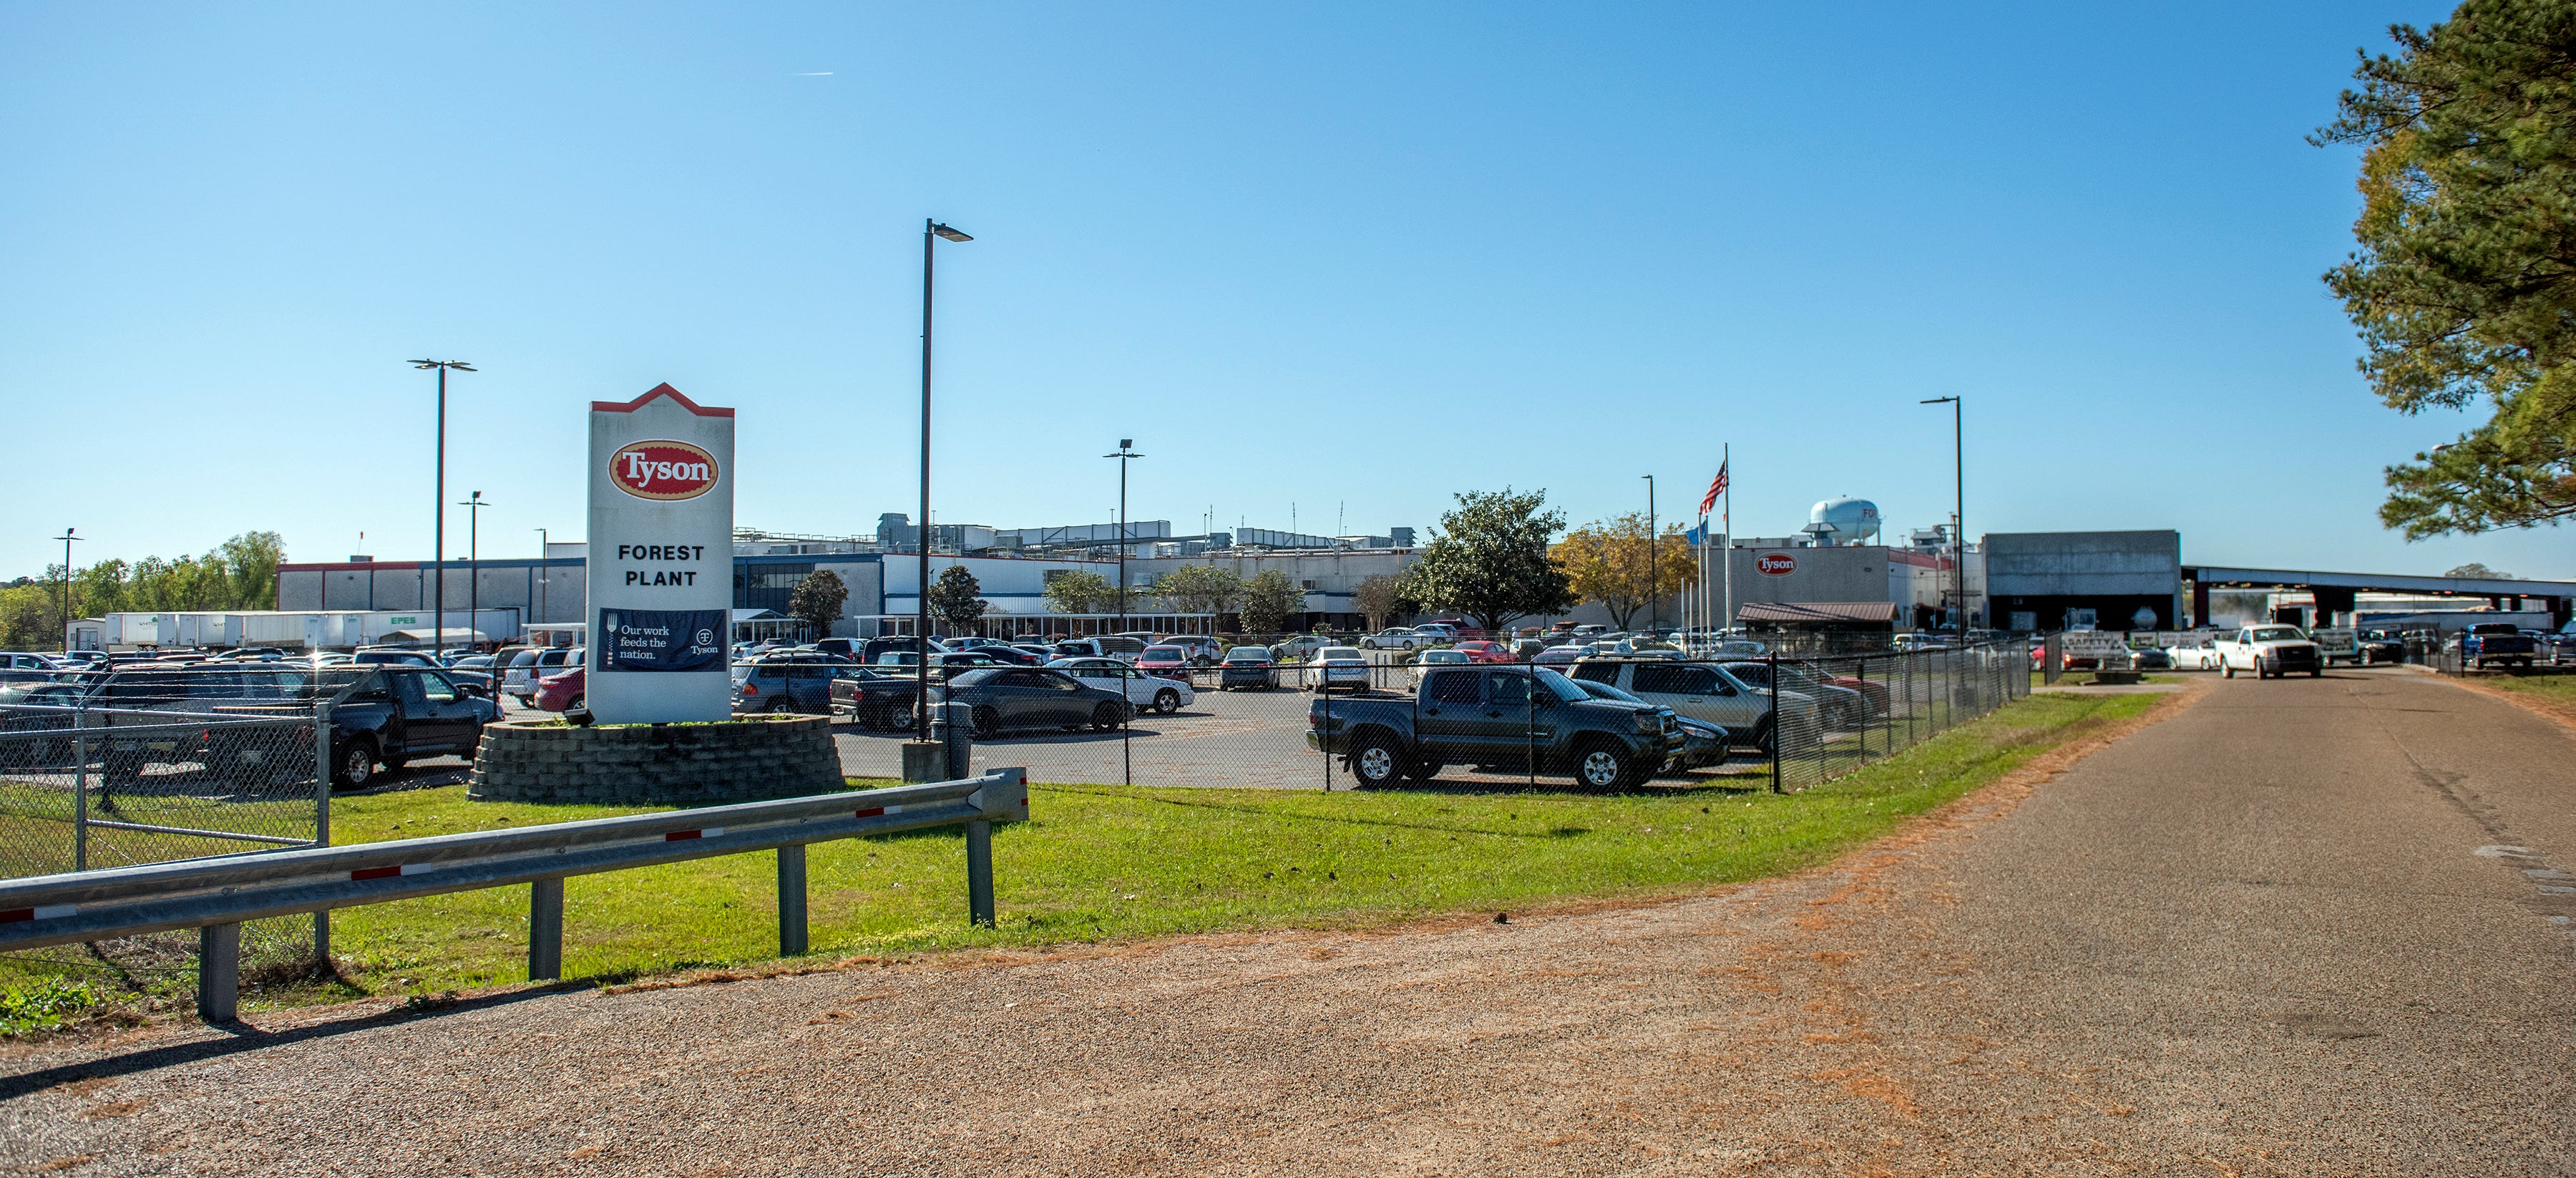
[6,690,2162,1019]
[2476,671,2576,706]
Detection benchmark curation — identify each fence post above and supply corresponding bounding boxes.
[529,876,564,980]
[1321,684,1332,792]
[313,699,333,970]
[1767,653,1782,794]
[197,923,240,1023]
[965,819,995,928]
[71,706,89,874]
[777,844,808,956]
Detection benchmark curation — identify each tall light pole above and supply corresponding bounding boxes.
[1921,396,1964,639]
[918,220,972,743]
[532,527,550,627]
[52,528,80,653]
[411,360,474,657]
[1106,439,1143,634]
[1642,474,1658,634]
[459,491,489,651]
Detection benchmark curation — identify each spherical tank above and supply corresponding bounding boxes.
[1808,497,1881,544]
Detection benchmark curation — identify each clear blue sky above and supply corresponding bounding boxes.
[12,1,2555,583]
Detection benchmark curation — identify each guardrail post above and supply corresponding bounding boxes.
[529,877,564,980]
[197,923,240,1023]
[965,819,995,928]
[941,701,974,780]
[777,844,809,956]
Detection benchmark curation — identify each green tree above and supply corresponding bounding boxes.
[1151,563,1241,617]
[2318,4,2576,536]
[2445,561,2515,579]
[786,569,849,638]
[1236,568,1307,633]
[1405,488,1576,633]
[926,565,988,635]
[1043,569,1117,616]
[0,583,57,651]
[216,531,285,608]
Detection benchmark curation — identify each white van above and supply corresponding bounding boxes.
[1051,636,1148,663]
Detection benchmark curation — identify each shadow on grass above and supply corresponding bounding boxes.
[1035,778,1763,842]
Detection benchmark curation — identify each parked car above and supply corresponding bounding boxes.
[1052,657,1194,714]
[2456,622,2538,671]
[1568,678,1729,775]
[356,648,494,693]
[1306,646,1373,693]
[78,665,495,790]
[2358,630,2409,666]
[1567,659,1813,753]
[1532,645,1586,666]
[1721,661,1869,731]
[534,666,587,712]
[1360,628,1430,651]
[1160,636,1226,666]
[1452,640,1516,664]
[925,667,1131,737]
[1272,634,1336,661]
[0,681,87,764]
[829,668,930,731]
[0,653,65,684]
[1050,636,1148,663]
[2167,637,2223,671]
[1134,646,1194,679]
[2128,647,2173,671]
[2215,625,2322,679]
[733,658,871,714]
[1219,647,1278,690]
[1410,648,1474,686]
[1309,665,1681,789]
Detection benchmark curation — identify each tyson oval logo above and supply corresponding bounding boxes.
[1755,553,1797,576]
[609,440,719,501]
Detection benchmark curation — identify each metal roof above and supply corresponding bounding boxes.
[1735,601,1901,624]
[2185,566,2576,598]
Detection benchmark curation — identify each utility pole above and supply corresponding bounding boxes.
[1642,474,1658,633]
[52,528,80,653]
[459,491,488,651]
[1921,396,1965,639]
[532,527,550,625]
[1105,440,1143,634]
[917,220,972,743]
[411,360,474,659]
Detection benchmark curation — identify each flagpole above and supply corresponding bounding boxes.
[1719,443,1732,636]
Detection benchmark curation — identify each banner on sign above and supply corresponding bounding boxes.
[599,608,729,672]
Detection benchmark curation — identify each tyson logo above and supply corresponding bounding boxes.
[609,440,719,501]
[1755,553,1797,576]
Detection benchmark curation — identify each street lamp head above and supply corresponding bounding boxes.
[410,359,475,371]
[1120,439,1132,449]
[1919,396,1958,405]
[930,223,972,243]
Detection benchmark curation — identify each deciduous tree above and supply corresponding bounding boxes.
[787,569,848,638]
[1352,573,1414,631]
[1043,570,1117,616]
[926,565,988,635]
[1551,512,1694,630]
[1152,564,1241,617]
[1236,569,1307,633]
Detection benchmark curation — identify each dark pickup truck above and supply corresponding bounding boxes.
[82,664,497,790]
[2456,623,2538,671]
[1307,664,1682,789]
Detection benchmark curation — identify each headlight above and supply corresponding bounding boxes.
[1633,711,1662,734]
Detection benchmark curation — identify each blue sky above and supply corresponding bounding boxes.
[11,1,2558,583]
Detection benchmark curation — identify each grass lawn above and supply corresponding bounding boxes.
[2473,670,2576,709]
[4,688,2165,1023]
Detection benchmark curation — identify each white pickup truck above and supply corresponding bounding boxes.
[2215,624,2323,679]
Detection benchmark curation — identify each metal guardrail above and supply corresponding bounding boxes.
[0,768,1030,1021]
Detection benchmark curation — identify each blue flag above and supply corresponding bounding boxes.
[1683,520,1709,546]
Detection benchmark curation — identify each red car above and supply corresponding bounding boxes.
[1452,640,1516,664]
[1133,645,1194,680]
[535,666,586,711]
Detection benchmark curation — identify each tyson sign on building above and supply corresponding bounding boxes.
[586,384,735,724]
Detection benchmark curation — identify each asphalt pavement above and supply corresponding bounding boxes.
[6,666,2570,1174]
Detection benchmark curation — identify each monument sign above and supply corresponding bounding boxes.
[585,383,734,723]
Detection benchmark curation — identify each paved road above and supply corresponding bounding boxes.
[6,668,2572,1174]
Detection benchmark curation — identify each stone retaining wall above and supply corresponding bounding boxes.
[468,715,845,804]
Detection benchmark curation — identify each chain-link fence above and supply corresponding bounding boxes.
[1,667,347,1012]
[817,640,2033,797]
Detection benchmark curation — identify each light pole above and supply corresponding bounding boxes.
[459,491,488,651]
[532,527,549,626]
[1106,439,1143,634]
[1921,396,1964,639]
[918,220,972,743]
[1642,474,1657,634]
[52,528,80,653]
[411,360,474,657]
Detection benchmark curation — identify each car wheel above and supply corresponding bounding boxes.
[1747,719,1775,754]
[1090,702,1123,731]
[1348,734,1405,788]
[970,706,1001,740]
[768,695,796,713]
[2221,661,2235,679]
[567,695,585,711]
[2310,668,2322,678]
[332,739,377,790]
[1153,688,1180,714]
[1574,741,1631,791]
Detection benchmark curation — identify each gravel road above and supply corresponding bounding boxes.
[6,667,2572,1175]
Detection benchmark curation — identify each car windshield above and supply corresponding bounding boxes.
[1141,646,1184,658]
[2250,627,2305,642]
[1576,680,1647,704]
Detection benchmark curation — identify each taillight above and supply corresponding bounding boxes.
[742,683,758,695]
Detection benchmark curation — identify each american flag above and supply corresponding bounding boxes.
[1697,460,1729,516]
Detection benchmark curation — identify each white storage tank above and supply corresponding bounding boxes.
[1808,497,1882,545]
